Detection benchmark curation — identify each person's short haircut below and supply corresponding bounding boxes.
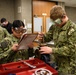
[50,5,66,20]
[12,20,25,28]
[1,18,7,23]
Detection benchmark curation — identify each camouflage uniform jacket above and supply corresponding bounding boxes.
[0,34,30,64]
[0,26,10,42]
[44,20,76,74]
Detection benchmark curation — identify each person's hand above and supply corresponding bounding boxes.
[39,46,52,54]
[38,32,44,40]
[38,32,45,43]
[11,44,19,51]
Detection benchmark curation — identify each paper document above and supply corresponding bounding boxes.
[18,33,38,50]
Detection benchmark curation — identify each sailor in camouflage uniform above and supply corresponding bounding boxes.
[39,5,76,75]
[0,26,10,42]
[0,20,34,64]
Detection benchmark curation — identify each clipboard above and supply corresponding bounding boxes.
[18,33,38,50]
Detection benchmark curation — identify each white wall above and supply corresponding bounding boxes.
[0,0,14,22]
[21,0,32,23]
[65,6,76,23]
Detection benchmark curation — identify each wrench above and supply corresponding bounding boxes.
[18,59,36,69]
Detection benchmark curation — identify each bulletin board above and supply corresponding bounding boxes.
[46,17,54,32]
[33,17,43,33]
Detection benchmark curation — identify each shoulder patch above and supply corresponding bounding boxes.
[68,28,75,35]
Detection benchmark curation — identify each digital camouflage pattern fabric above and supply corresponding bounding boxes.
[0,34,34,64]
[0,26,10,42]
[44,20,76,75]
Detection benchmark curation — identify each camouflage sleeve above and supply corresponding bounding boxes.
[0,29,4,42]
[0,27,5,42]
[0,27,10,42]
[44,25,54,42]
[0,37,13,59]
[3,28,10,37]
[53,27,76,56]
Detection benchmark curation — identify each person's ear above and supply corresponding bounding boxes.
[62,15,66,19]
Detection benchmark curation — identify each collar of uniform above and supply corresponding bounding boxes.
[11,34,19,43]
[61,20,71,31]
